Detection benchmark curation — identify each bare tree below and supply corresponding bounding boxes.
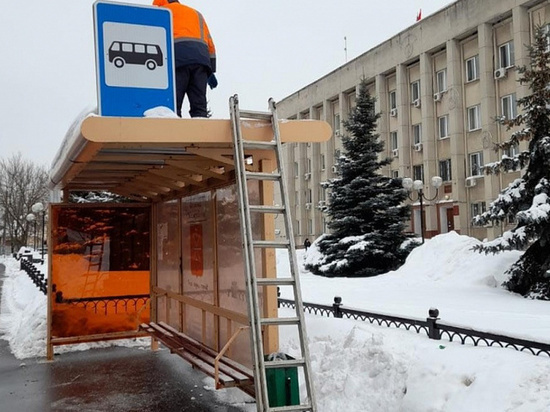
[0,153,49,253]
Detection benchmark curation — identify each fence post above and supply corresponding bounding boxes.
[333,296,343,318]
[427,307,441,340]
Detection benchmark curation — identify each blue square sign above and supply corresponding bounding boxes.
[94,1,175,117]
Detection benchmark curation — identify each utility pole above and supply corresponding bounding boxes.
[344,36,348,63]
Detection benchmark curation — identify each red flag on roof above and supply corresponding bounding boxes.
[416,9,422,21]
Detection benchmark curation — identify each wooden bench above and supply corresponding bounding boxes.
[140,322,255,397]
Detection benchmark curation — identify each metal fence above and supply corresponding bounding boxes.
[19,256,47,295]
[279,296,550,357]
[56,294,150,315]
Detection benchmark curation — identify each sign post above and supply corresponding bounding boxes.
[94,1,175,117]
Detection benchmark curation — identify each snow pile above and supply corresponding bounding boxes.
[143,106,179,118]
[0,257,47,359]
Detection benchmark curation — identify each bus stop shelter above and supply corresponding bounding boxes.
[46,111,331,397]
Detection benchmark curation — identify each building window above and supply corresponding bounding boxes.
[320,154,326,171]
[467,105,481,131]
[294,162,299,178]
[412,124,422,145]
[308,219,313,235]
[307,158,312,173]
[319,186,326,201]
[410,80,420,103]
[498,41,515,69]
[390,131,398,150]
[294,220,300,236]
[389,90,397,110]
[439,159,452,182]
[544,24,550,52]
[333,113,341,136]
[295,191,299,205]
[348,92,357,110]
[322,217,328,233]
[438,115,449,139]
[501,94,517,120]
[392,170,399,179]
[466,55,479,82]
[306,189,312,203]
[413,164,424,182]
[504,143,520,158]
[471,202,487,220]
[436,69,447,93]
[469,152,484,176]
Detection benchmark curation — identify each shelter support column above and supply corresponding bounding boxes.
[260,159,278,354]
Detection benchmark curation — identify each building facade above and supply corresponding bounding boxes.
[276,0,550,245]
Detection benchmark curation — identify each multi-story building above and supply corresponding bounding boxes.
[276,0,548,246]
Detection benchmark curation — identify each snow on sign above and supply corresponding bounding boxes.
[93,1,175,117]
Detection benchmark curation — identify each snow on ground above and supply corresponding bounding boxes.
[2,232,550,411]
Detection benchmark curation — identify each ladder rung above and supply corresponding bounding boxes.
[261,317,300,326]
[256,278,295,286]
[242,140,277,150]
[249,205,285,214]
[239,110,272,120]
[269,405,313,412]
[246,171,281,181]
[265,358,306,369]
[253,240,290,248]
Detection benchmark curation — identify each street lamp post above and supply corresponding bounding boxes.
[26,213,36,250]
[402,176,443,244]
[31,202,46,261]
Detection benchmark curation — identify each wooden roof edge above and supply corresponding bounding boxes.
[80,116,332,145]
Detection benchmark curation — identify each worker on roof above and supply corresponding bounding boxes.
[153,0,217,118]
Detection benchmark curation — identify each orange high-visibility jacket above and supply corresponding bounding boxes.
[153,0,216,73]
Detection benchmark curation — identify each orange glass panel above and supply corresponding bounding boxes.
[50,205,150,339]
[182,192,215,348]
[155,199,181,328]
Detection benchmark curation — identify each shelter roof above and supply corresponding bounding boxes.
[49,115,332,202]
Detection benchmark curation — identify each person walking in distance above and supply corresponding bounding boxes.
[153,0,217,118]
[304,238,311,251]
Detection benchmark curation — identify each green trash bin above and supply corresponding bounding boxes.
[265,353,300,407]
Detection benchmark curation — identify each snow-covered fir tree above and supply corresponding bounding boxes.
[473,26,550,299]
[306,79,413,277]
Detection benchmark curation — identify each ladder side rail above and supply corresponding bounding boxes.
[268,98,318,412]
[229,95,269,412]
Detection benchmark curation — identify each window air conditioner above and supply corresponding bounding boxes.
[305,203,311,210]
[331,165,338,173]
[494,68,507,80]
[317,200,326,209]
[414,143,423,152]
[465,176,477,188]
[433,92,442,102]
[392,148,399,158]
[413,99,421,108]
[304,173,311,180]
[390,108,398,117]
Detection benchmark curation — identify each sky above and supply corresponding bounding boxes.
[2,231,550,411]
[0,0,455,168]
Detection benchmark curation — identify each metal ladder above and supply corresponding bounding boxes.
[229,95,316,412]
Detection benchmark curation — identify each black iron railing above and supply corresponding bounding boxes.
[279,296,550,357]
[20,256,47,295]
[55,293,150,315]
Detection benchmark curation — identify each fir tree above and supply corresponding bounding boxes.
[473,26,550,299]
[306,79,413,277]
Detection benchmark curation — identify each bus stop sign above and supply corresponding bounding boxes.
[94,1,175,117]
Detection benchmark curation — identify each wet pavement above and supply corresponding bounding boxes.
[0,271,251,412]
